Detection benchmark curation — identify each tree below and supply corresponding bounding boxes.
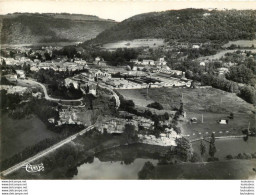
[209,133,217,157]
[175,137,192,161]
[123,124,138,144]
[147,102,164,110]
[44,52,52,61]
[191,152,200,162]
[2,59,6,66]
[239,86,256,104]
[200,140,206,156]
[230,112,234,119]
[138,161,155,179]
[163,112,169,120]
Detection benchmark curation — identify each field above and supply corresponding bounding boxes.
[102,38,165,49]
[117,89,154,107]
[198,49,256,60]
[0,114,58,161]
[192,137,256,161]
[223,39,256,48]
[117,87,256,139]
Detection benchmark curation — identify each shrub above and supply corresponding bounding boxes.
[190,152,200,162]
[207,157,219,162]
[147,102,164,110]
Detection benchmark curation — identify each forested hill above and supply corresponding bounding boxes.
[0,13,116,44]
[84,9,256,45]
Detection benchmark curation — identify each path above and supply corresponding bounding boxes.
[97,84,120,108]
[1,125,94,177]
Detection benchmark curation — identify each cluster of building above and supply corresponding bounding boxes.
[138,128,181,147]
[130,57,167,67]
[30,59,88,72]
[97,116,154,134]
[1,55,88,73]
[0,85,28,95]
[48,107,83,126]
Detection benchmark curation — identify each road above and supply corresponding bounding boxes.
[97,83,120,108]
[72,75,120,108]
[18,78,83,102]
[22,77,120,107]
[1,125,95,177]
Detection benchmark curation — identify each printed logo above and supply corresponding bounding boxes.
[23,163,44,173]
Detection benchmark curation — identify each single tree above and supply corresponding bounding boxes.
[209,133,216,157]
[200,140,206,156]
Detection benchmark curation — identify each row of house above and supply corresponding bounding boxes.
[130,57,167,66]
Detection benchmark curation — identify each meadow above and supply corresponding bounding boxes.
[102,39,165,49]
[117,87,256,139]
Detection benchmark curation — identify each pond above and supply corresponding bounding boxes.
[73,158,157,179]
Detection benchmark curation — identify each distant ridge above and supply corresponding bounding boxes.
[0,13,117,45]
[83,9,256,45]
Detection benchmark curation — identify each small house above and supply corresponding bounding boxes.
[15,70,26,79]
[218,119,228,124]
[89,84,97,96]
[142,59,155,66]
[190,117,197,123]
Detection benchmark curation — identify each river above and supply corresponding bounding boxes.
[73,137,256,179]
[73,158,157,179]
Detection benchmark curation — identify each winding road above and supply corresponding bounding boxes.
[18,78,83,102]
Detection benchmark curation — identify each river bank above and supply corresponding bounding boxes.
[150,159,256,179]
[5,131,256,179]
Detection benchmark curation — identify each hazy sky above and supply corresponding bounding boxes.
[0,0,256,22]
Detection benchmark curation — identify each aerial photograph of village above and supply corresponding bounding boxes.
[0,1,256,180]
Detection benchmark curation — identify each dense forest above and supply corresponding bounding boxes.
[84,9,256,45]
[0,13,116,44]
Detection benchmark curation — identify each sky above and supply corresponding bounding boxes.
[0,0,256,22]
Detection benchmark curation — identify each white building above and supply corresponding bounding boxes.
[192,45,200,49]
[155,57,167,66]
[142,59,155,66]
[64,78,79,89]
[93,57,106,66]
[30,66,40,72]
[5,74,17,82]
[15,70,26,79]
[89,84,97,96]
[200,62,206,66]
[217,67,229,75]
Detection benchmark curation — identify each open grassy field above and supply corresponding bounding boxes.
[192,137,256,161]
[102,38,165,49]
[118,87,256,138]
[198,49,256,60]
[117,89,154,107]
[222,39,256,48]
[0,114,58,161]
